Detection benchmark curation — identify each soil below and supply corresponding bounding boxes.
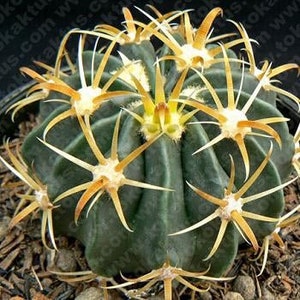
[0,115,299,300]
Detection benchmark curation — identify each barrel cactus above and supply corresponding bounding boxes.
[1,6,299,299]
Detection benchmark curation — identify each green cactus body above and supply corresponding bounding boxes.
[2,6,299,297]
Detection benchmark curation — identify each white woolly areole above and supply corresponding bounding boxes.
[179,44,212,68]
[35,189,50,210]
[219,193,243,220]
[42,79,54,95]
[74,86,102,116]
[114,52,150,92]
[180,86,205,101]
[160,267,177,280]
[253,67,271,90]
[221,108,251,138]
[92,158,125,190]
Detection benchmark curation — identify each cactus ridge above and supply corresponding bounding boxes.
[1,6,299,299]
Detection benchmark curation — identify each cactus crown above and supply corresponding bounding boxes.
[1,6,299,299]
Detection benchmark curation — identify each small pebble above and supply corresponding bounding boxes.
[199,291,213,300]
[55,248,77,272]
[224,291,244,300]
[75,287,104,300]
[233,275,256,300]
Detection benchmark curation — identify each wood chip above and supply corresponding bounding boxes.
[0,247,20,270]
[10,272,25,292]
[0,275,14,289]
[0,232,24,255]
[32,292,51,300]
